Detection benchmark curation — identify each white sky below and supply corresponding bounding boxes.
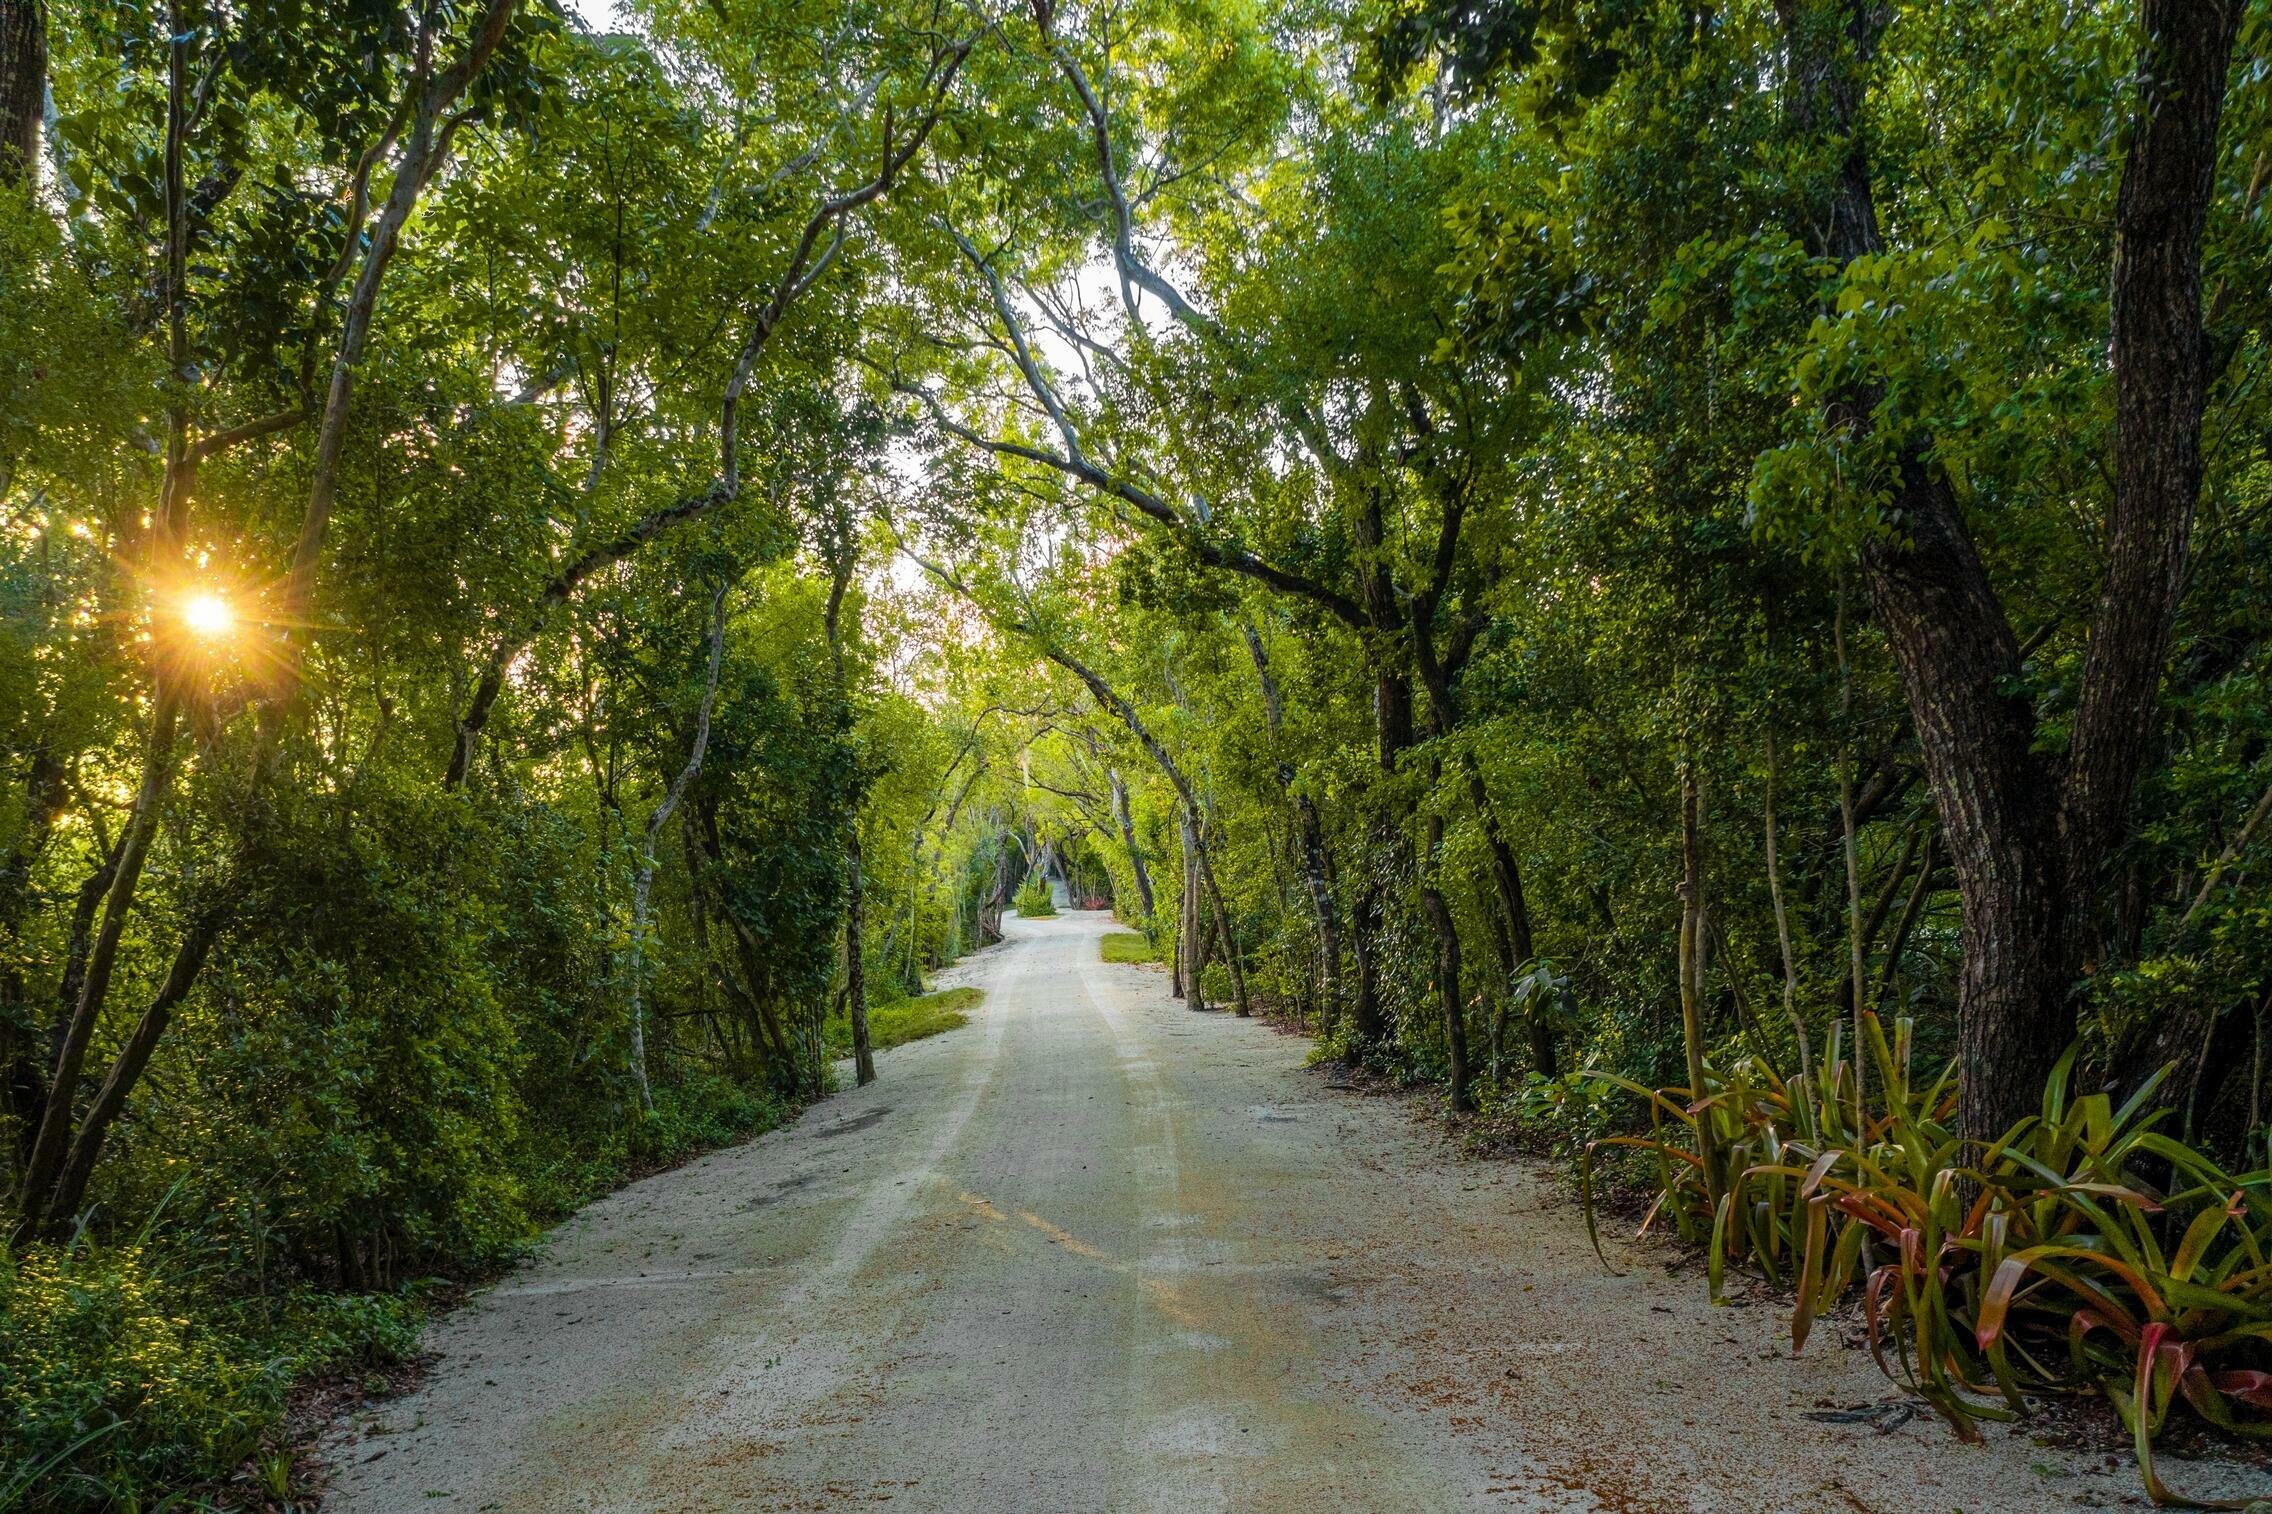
[564,0,622,32]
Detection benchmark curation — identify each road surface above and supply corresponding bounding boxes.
[323,911,2257,1511]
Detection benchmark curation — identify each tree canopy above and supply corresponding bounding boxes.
[2,0,2269,1502]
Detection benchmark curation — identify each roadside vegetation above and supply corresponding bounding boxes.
[1013,875,1058,918]
[1,1074,781,1505]
[826,987,982,1058]
[2,0,2268,1505]
[1100,933,1156,966]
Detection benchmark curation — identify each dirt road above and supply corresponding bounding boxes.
[322,911,2259,1511]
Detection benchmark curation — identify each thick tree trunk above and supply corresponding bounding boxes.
[0,0,42,187]
[1779,0,2075,1139]
[1777,0,2239,1141]
[1861,475,2071,1143]
[2069,0,2243,893]
[2093,0,2245,1096]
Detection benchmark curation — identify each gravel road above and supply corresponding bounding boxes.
[321,910,2264,1512]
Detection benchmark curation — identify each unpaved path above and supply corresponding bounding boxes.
[322,911,2261,1512]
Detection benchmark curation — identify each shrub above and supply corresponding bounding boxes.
[2,1242,263,1506]
[1578,1020,2272,1506]
[519,1072,785,1221]
[1013,873,1056,917]
[0,1225,440,1510]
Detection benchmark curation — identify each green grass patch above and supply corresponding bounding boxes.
[826,985,982,1057]
[1100,931,1156,964]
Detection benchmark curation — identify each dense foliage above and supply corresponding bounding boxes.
[2,0,2270,1503]
[0,0,1014,1499]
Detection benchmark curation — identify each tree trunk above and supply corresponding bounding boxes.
[1834,588,1870,1121]
[0,0,43,187]
[1872,833,1935,1013]
[2068,0,2244,896]
[1346,454,1411,1055]
[1195,819,1251,1017]
[20,2,527,1240]
[1860,476,2070,1142]
[1346,664,1411,1056]
[846,830,875,1085]
[1179,808,1207,1010]
[627,577,731,1114]
[1109,769,1156,926]
[1776,0,2240,1142]
[40,910,221,1228]
[1293,794,1340,1027]
[14,692,179,1240]
[14,11,200,1241]
[1677,758,1721,1218]
[283,0,523,647]
[2092,0,2246,1095]
[1420,772,1470,1112]
[1464,765,1550,1077]
[1762,729,1816,1113]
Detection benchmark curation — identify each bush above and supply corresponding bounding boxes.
[0,1241,260,1504]
[127,787,542,1289]
[0,1239,419,1509]
[519,1072,785,1221]
[1013,873,1056,917]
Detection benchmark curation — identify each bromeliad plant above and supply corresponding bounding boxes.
[1577,1021,2272,1509]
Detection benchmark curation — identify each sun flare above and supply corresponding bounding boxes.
[180,592,235,639]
